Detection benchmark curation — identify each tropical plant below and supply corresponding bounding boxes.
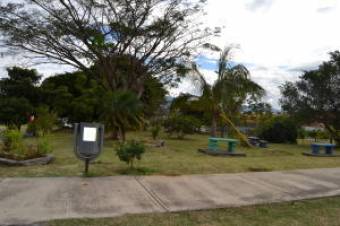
[101,91,143,141]
[187,47,265,146]
[116,140,145,169]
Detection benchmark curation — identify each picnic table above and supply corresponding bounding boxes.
[208,137,239,153]
[248,136,268,148]
[311,143,336,155]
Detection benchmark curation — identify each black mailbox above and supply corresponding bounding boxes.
[74,123,104,173]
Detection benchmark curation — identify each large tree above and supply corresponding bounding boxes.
[41,70,167,139]
[41,71,105,123]
[0,67,41,128]
[280,51,340,144]
[0,0,217,96]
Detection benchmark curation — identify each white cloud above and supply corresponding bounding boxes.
[170,0,340,109]
[0,54,75,79]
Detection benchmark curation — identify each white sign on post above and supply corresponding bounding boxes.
[83,127,97,142]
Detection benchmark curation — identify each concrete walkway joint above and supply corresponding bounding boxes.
[2,168,340,225]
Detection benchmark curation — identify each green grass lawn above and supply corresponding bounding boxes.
[46,196,340,226]
[0,130,339,177]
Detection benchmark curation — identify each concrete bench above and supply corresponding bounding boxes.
[248,136,268,148]
[303,143,338,157]
[208,137,239,153]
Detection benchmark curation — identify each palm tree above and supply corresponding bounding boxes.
[190,46,265,145]
[101,90,143,141]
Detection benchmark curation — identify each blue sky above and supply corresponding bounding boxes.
[1,0,340,108]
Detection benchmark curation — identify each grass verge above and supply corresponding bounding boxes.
[46,196,340,226]
[0,130,339,177]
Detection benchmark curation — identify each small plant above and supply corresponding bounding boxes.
[150,124,161,140]
[1,129,24,153]
[37,137,53,155]
[0,128,52,160]
[116,140,145,169]
[26,106,58,137]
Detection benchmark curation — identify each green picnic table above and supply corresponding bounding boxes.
[208,137,239,153]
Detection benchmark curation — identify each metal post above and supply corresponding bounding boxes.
[84,159,90,175]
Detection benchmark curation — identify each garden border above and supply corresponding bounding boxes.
[0,155,54,166]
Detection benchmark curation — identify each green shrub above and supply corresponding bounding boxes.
[297,128,307,139]
[27,106,57,137]
[26,122,40,137]
[0,128,52,160]
[116,140,145,169]
[163,114,201,139]
[1,129,24,153]
[37,137,53,155]
[305,129,329,140]
[257,115,297,143]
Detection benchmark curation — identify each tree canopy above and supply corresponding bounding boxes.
[280,51,340,143]
[0,67,41,128]
[0,0,218,95]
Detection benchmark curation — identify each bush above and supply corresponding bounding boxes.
[0,128,52,160]
[257,115,297,143]
[37,137,53,155]
[163,114,201,139]
[26,106,57,137]
[297,128,307,139]
[305,129,329,140]
[1,129,24,153]
[116,140,145,169]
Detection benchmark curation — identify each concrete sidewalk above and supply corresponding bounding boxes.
[2,168,340,225]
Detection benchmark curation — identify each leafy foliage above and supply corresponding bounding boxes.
[40,71,166,139]
[116,140,145,169]
[163,113,201,139]
[0,129,52,160]
[1,129,24,153]
[0,67,41,128]
[101,91,143,140]
[257,115,298,143]
[41,71,105,123]
[0,0,217,93]
[0,97,33,129]
[185,47,264,144]
[27,107,58,137]
[280,51,340,144]
[36,137,53,155]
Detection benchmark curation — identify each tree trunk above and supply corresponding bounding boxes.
[220,125,227,138]
[220,111,252,148]
[211,112,218,137]
[111,129,119,140]
[325,124,340,145]
[119,124,126,142]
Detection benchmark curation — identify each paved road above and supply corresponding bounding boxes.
[2,168,340,225]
